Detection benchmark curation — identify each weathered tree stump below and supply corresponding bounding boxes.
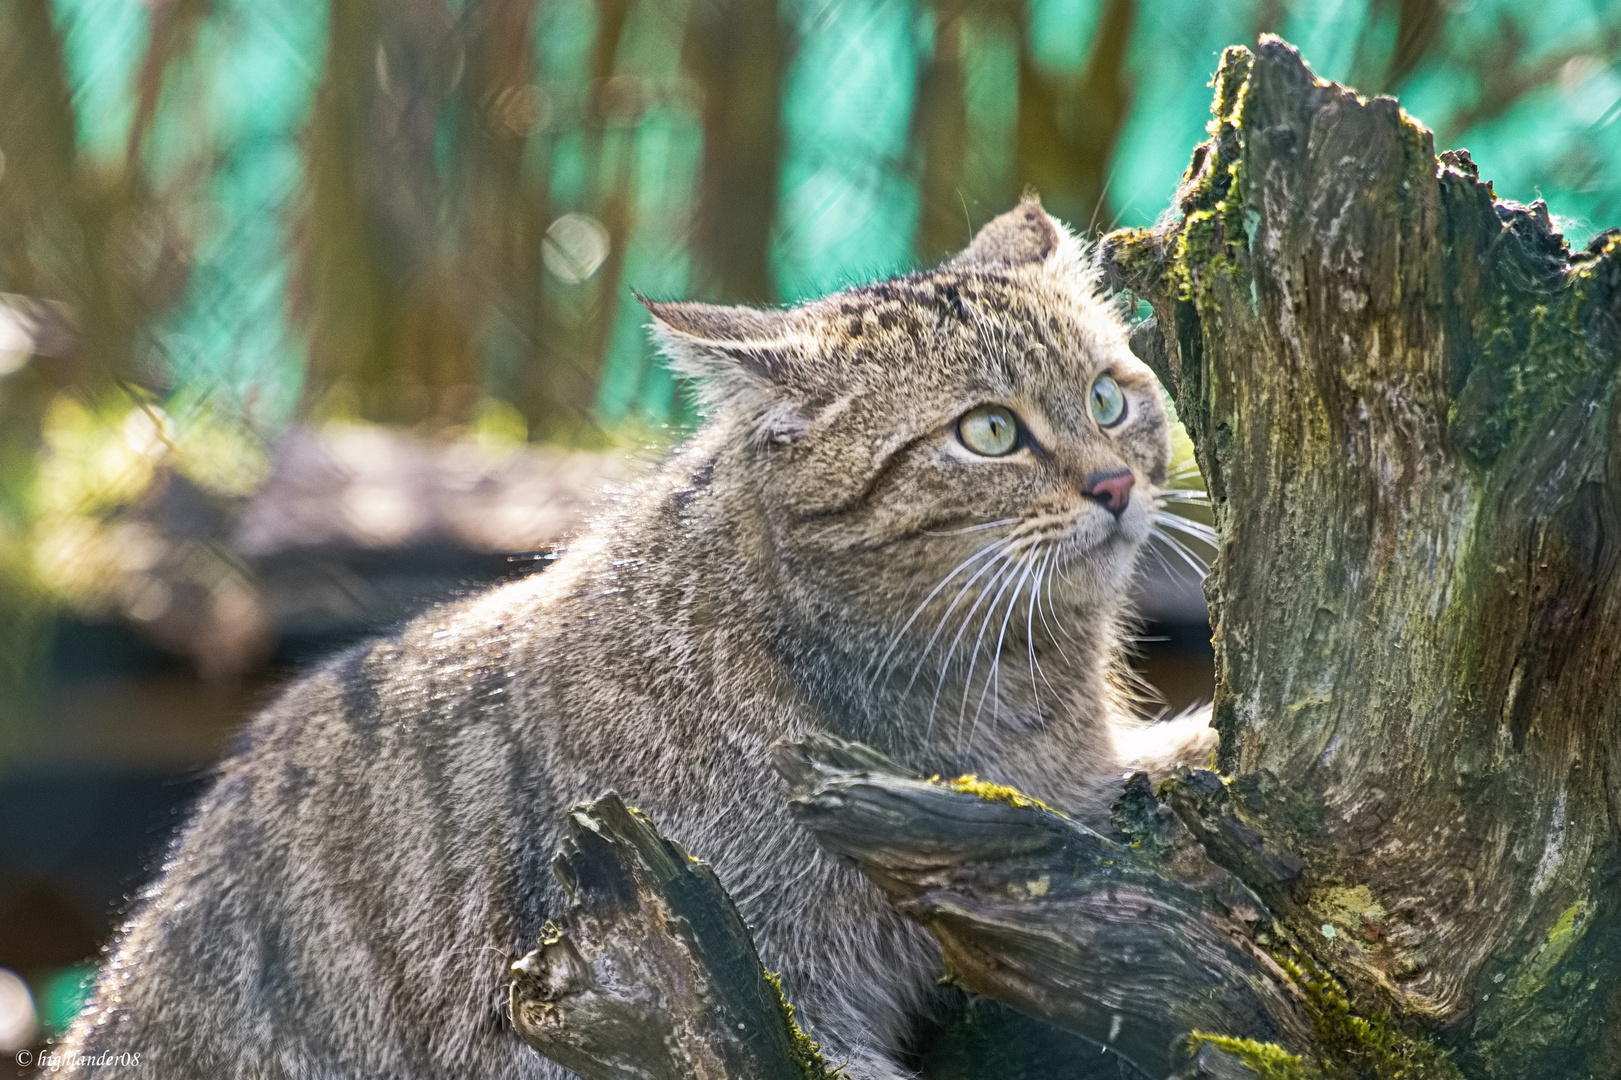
[508,35,1621,1080]
[1100,33,1621,1078]
[512,747,1318,1080]
[776,738,1312,1077]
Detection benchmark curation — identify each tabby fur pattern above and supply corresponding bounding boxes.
[59,198,1214,1078]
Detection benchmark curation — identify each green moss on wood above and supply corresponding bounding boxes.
[1512,898,1591,992]
[1186,1033,1321,1080]
[1280,953,1465,1080]
[764,968,838,1079]
[1170,46,1253,308]
[1468,895,1609,1076]
[1310,884,1390,943]
[1107,226,1170,295]
[1448,213,1621,464]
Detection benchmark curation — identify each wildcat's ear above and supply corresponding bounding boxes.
[640,298,798,382]
[641,297,819,441]
[948,194,1063,268]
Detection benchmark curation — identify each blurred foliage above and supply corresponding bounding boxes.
[1,0,1620,739]
[30,393,267,608]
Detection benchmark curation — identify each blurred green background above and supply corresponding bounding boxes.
[4,0,1621,705]
[1,0,1620,1055]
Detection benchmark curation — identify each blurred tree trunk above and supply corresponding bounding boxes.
[521,0,638,441]
[295,0,482,431]
[506,36,1621,1080]
[1014,0,1134,235]
[682,0,788,303]
[0,0,192,753]
[460,0,548,431]
[914,0,973,265]
[0,0,64,739]
[0,2,77,754]
[917,0,1136,263]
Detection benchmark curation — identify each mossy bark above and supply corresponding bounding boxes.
[1101,35,1621,1079]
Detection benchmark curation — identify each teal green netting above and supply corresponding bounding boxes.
[34,0,1621,432]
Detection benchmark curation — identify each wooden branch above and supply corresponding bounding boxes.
[774,738,1311,1079]
[508,794,828,1080]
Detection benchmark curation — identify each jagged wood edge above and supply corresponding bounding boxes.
[508,794,829,1080]
[1100,32,1621,1080]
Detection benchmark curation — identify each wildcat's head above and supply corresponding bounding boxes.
[646,197,1170,642]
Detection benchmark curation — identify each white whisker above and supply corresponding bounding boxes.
[1155,511,1219,545]
[937,549,1025,696]
[1150,529,1211,579]
[908,538,1029,696]
[1032,546,1074,670]
[1154,489,1210,504]
[866,534,1015,692]
[1024,545,1043,710]
[1043,551,1090,654]
[1141,533,1182,579]
[970,547,1038,746]
[924,542,1032,743]
[954,547,1030,747]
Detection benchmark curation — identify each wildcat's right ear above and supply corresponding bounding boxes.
[640,297,819,441]
[948,194,1063,268]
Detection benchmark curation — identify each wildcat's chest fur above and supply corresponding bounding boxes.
[61,199,1198,1079]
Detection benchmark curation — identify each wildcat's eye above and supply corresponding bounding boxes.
[1089,374,1127,428]
[957,405,1020,457]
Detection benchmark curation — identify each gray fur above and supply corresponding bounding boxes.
[57,198,1213,1079]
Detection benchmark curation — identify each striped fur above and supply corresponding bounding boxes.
[58,199,1213,1079]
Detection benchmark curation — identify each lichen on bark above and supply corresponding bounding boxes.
[1103,33,1621,1079]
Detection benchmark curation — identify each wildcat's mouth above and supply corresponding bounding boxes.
[1032,509,1149,593]
[1056,504,1145,554]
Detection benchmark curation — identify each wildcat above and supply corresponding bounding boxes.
[57,198,1214,1078]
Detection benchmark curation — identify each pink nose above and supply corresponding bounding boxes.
[1083,468,1134,516]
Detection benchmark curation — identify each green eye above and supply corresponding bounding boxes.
[957,405,1020,457]
[1089,374,1127,427]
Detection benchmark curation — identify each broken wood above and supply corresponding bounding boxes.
[508,794,828,1080]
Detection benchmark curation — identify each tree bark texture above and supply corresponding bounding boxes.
[776,739,1313,1078]
[1102,34,1621,1078]
[508,795,827,1080]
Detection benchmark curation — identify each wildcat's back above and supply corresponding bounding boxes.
[58,199,1203,1078]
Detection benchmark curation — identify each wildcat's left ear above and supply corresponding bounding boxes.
[641,296,820,441]
[948,194,1068,269]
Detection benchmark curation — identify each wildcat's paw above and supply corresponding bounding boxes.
[1113,705,1219,781]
